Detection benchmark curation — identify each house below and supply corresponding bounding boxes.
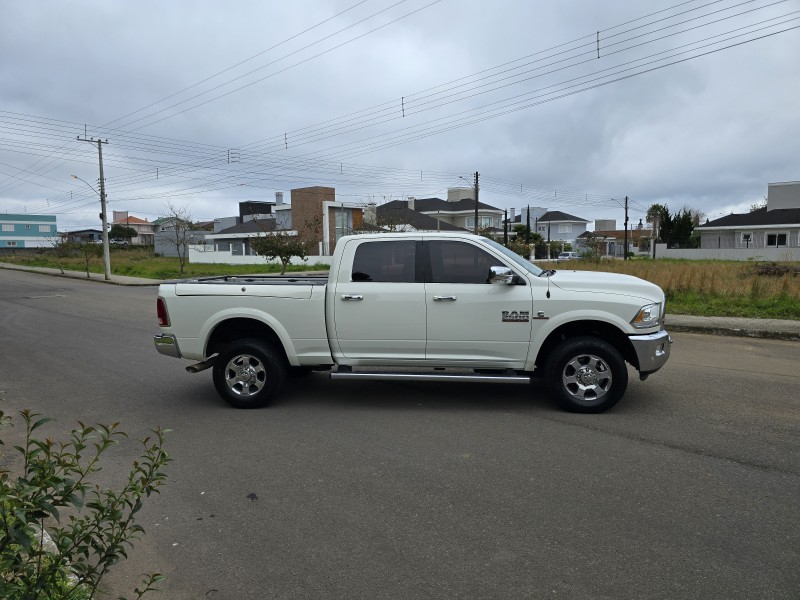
[372,201,466,232]
[61,229,103,244]
[697,182,800,251]
[152,217,210,258]
[199,188,367,261]
[111,211,155,245]
[576,220,653,257]
[0,213,58,248]
[534,211,590,247]
[391,188,505,232]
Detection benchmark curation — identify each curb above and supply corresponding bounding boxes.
[0,263,160,286]
[665,320,800,342]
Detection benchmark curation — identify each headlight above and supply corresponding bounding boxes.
[631,303,661,329]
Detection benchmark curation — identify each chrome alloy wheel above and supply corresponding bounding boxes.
[561,353,612,403]
[224,354,267,396]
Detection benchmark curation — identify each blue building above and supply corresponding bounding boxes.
[0,213,58,248]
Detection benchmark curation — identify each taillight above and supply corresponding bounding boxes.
[156,297,170,327]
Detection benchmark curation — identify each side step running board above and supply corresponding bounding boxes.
[330,372,530,384]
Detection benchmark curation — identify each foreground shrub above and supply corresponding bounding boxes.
[0,409,170,599]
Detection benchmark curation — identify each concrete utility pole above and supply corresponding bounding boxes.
[77,136,111,280]
[473,171,479,234]
[623,196,629,261]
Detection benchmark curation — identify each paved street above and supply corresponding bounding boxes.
[0,269,798,599]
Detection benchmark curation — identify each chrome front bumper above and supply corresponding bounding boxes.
[154,334,182,359]
[630,330,671,375]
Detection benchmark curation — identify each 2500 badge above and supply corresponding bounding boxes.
[502,310,529,323]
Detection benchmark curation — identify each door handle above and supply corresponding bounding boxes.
[341,294,363,301]
[433,295,457,302]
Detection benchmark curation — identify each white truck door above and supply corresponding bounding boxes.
[424,239,533,367]
[332,239,427,362]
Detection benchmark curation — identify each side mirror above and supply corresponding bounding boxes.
[489,265,516,285]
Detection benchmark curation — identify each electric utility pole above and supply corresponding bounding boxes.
[473,171,479,234]
[623,196,629,261]
[77,136,111,280]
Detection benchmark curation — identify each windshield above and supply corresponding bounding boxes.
[481,237,544,277]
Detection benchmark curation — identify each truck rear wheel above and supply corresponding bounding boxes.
[212,338,286,408]
[544,336,627,413]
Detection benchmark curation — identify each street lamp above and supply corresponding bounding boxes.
[71,174,111,281]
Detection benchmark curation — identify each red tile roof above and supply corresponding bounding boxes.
[112,215,150,224]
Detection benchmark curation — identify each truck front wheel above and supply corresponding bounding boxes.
[544,336,628,413]
[212,338,286,408]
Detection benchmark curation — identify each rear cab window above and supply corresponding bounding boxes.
[351,240,418,282]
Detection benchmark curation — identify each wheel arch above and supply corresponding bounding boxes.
[532,319,638,371]
[204,312,295,365]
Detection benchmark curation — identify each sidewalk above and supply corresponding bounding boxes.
[665,314,800,342]
[0,262,159,286]
[3,261,799,341]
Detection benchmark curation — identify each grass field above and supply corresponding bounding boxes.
[2,248,799,319]
[568,257,800,319]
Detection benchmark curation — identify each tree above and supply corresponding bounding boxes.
[160,202,195,276]
[0,407,170,600]
[579,231,604,262]
[109,224,137,242]
[250,230,310,275]
[646,203,700,249]
[76,241,103,278]
[750,197,767,212]
[49,237,78,274]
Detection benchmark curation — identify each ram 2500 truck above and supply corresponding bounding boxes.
[154,232,671,413]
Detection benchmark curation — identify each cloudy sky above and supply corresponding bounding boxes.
[1,0,798,231]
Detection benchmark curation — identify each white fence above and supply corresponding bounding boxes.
[188,245,334,267]
[653,244,800,261]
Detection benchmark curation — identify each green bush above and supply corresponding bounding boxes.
[0,409,170,599]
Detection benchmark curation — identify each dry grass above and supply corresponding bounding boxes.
[571,258,800,319]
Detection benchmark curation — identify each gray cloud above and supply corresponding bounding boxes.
[1,0,798,229]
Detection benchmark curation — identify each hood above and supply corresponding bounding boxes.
[549,270,664,303]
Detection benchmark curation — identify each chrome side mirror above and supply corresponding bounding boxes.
[489,265,516,285]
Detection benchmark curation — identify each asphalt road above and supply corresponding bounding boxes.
[1,269,798,599]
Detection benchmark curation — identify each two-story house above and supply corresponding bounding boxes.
[0,214,58,248]
[111,211,155,245]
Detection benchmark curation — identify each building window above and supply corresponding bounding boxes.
[741,232,752,247]
[558,224,572,234]
[335,210,351,241]
[1,224,13,232]
[6,241,17,247]
[39,225,51,233]
[232,241,243,256]
[466,217,474,228]
[216,241,231,252]
[767,233,787,247]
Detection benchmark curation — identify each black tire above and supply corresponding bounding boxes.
[544,336,628,413]
[212,338,286,408]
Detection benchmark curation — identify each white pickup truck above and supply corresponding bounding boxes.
[154,232,670,413]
